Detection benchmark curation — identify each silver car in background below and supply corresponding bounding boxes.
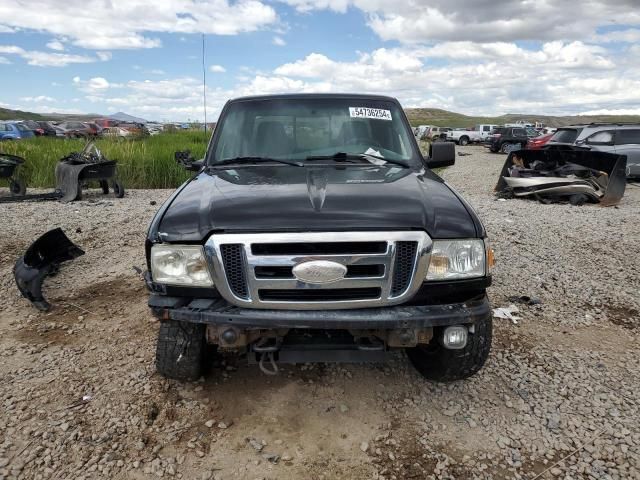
[547,123,640,178]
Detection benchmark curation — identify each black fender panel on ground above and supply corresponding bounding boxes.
[13,228,85,311]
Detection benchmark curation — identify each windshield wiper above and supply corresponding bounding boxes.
[209,156,304,168]
[304,152,409,168]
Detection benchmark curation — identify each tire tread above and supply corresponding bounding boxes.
[155,320,206,381]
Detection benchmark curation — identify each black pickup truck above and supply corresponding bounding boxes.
[146,94,494,382]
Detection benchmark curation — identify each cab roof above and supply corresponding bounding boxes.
[227,93,400,104]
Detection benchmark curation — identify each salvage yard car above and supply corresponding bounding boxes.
[486,126,540,153]
[547,123,640,178]
[145,94,494,382]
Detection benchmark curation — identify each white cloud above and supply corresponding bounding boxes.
[210,64,227,73]
[46,39,65,51]
[73,76,115,94]
[592,28,640,43]
[0,44,104,66]
[0,56,10,64]
[20,95,57,103]
[580,108,640,115]
[243,41,640,116]
[96,51,112,61]
[280,0,640,44]
[0,0,278,50]
[272,36,286,46]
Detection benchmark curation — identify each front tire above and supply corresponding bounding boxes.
[156,320,207,381]
[406,316,492,382]
[459,136,469,146]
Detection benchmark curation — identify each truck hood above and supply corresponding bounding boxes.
[155,165,479,242]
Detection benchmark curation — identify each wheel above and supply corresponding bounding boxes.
[459,136,469,146]
[100,180,109,194]
[156,320,207,381]
[9,178,26,196]
[500,143,513,154]
[405,316,492,382]
[112,180,125,198]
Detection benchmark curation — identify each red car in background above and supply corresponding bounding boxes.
[526,132,553,149]
[94,118,119,128]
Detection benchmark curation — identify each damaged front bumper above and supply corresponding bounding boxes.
[148,293,490,330]
[495,147,627,205]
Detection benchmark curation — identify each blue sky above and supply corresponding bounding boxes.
[1,0,640,121]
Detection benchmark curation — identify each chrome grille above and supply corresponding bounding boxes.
[205,232,432,310]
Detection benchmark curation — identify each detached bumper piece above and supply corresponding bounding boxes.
[0,143,124,204]
[149,294,490,329]
[495,147,627,205]
[13,228,85,311]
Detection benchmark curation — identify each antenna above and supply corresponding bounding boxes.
[202,33,207,134]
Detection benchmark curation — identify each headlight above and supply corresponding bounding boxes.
[426,239,486,281]
[151,244,213,286]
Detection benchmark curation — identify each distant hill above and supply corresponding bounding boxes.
[109,112,147,123]
[405,108,640,128]
[3,105,639,127]
[0,107,46,121]
[0,107,101,121]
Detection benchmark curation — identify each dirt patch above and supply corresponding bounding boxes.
[604,304,638,330]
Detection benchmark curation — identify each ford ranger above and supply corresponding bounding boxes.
[145,94,494,382]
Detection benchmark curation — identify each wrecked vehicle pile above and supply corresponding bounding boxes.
[495,147,627,205]
[0,142,125,203]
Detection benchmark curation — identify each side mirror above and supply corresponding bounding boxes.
[175,150,204,171]
[426,141,455,168]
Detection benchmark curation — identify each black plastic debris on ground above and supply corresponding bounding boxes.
[495,147,627,206]
[13,228,85,311]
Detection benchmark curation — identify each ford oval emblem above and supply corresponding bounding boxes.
[292,260,347,284]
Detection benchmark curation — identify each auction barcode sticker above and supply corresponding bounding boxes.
[349,107,392,121]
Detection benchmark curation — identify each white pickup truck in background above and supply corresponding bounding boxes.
[446,124,499,145]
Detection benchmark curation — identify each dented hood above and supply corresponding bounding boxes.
[156,164,479,242]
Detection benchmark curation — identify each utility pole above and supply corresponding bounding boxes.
[202,34,207,134]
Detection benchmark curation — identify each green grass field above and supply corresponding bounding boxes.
[1,131,210,189]
[2,130,435,190]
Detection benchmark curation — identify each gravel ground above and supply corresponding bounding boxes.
[0,146,638,480]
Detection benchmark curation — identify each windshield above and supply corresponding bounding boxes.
[209,98,420,166]
[550,128,582,143]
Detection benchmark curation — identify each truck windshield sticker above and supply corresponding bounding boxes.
[349,107,392,121]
